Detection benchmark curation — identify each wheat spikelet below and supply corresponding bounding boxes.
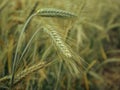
[44,25,72,58]
[14,61,45,84]
[37,8,77,18]
[0,61,48,85]
[0,75,11,82]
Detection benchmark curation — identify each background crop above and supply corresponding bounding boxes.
[0,0,120,90]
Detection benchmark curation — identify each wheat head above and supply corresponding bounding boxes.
[37,8,77,18]
[43,25,72,58]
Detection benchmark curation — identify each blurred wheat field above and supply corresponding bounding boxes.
[0,0,120,90]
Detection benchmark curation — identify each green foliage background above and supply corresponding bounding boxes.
[0,0,120,90]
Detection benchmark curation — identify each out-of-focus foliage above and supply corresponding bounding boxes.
[0,0,120,90]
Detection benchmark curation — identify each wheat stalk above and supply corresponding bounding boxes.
[44,25,72,58]
[11,13,38,86]
[36,8,77,18]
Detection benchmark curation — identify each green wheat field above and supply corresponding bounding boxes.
[0,0,120,90]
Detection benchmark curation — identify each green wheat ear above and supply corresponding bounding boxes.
[44,25,72,58]
[36,8,77,18]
